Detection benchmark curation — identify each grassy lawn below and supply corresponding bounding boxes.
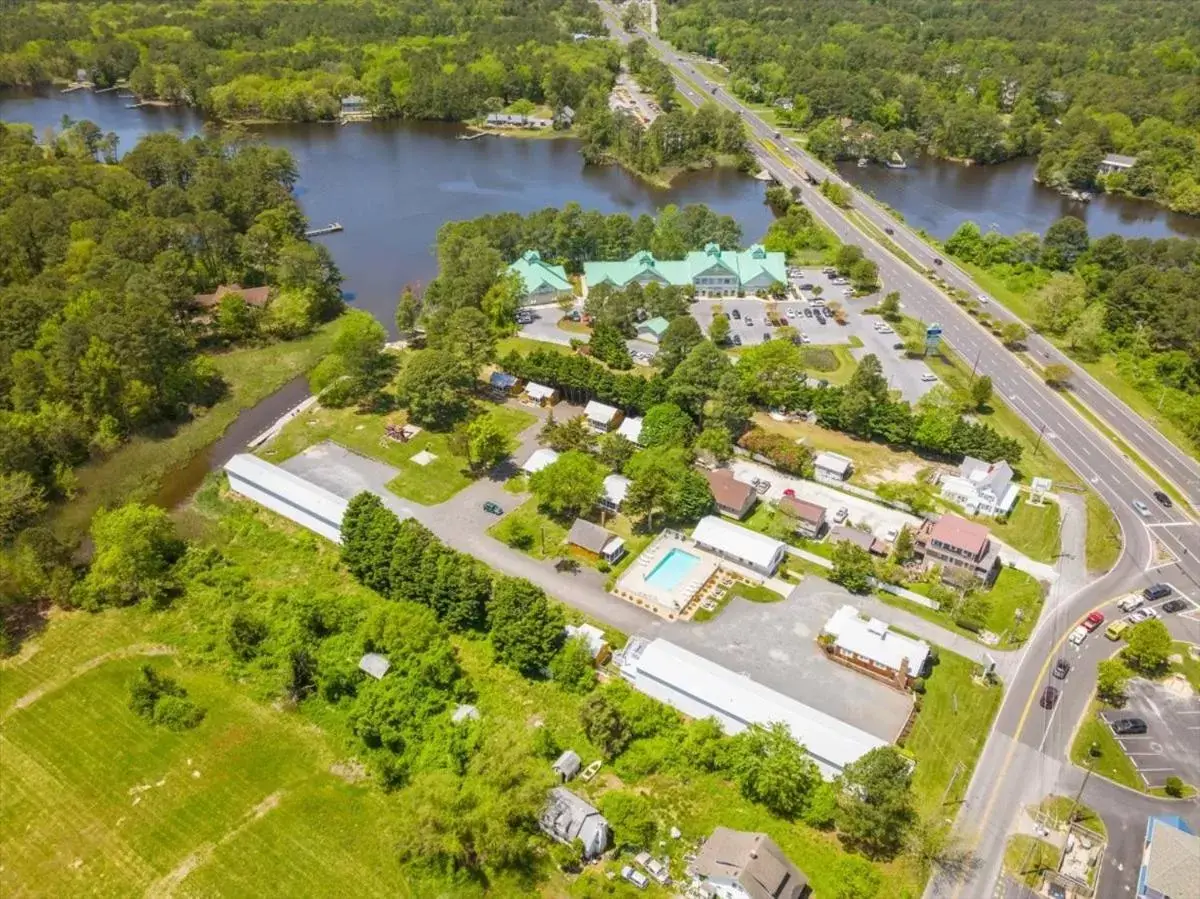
[495,335,573,358]
[982,567,1045,645]
[265,399,535,506]
[1004,835,1060,888]
[1170,641,1200,692]
[1084,491,1123,574]
[800,344,859,386]
[984,498,1061,564]
[1031,796,1107,839]
[487,498,569,560]
[44,318,344,542]
[1079,356,1197,463]
[904,648,1003,817]
[1070,701,1142,791]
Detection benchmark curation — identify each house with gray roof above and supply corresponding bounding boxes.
[692,827,809,899]
[567,519,626,562]
[552,749,582,782]
[539,787,609,859]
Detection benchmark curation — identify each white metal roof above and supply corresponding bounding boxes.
[692,515,785,571]
[616,416,643,444]
[813,452,853,476]
[823,605,930,675]
[224,454,348,543]
[526,382,556,400]
[622,638,886,777]
[521,447,559,474]
[566,623,609,659]
[584,399,619,423]
[603,474,630,507]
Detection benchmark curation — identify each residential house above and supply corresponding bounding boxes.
[524,382,559,406]
[599,474,630,513]
[486,112,553,129]
[358,653,390,680]
[636,316,670,343]
[821,605,931,690]
[582,244,786,298]
[340,94,368,112]
[616,416,644,445]
[507,250,573,305]
[584,400,622,433]
[552,749,582,782]
[692,516,786,577]
[692,827,810,899]
[778,496,826,538]
[829,525,888,557]
[1137,815,1199,899]
[521,447,559,475]
[940,456,1018,517]
[704,469,758,520]
[565,623,612,665]
[555,105,576,126]
[567,519,626,563]
[193,283,272,312]
[1098,153,1137,176]
[539,787,609,860]
[913,514,1001,586]
[488,371,521,396]
[813,452,853,485]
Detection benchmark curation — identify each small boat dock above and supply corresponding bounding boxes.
[304,222,343,237]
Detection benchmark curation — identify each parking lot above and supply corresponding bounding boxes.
[1099,678,1200,790]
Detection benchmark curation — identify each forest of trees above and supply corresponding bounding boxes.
[0,122,344,543]
[658,0,1200,213]
[943,217,1200,447]
[0,0,615,123]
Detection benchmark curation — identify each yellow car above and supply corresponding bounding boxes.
[1105,620,1131,641]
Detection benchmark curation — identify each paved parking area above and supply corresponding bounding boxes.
[667,576,915,742]
[1099,678,1200,790]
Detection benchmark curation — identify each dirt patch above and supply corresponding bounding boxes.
[3,643,176,721]
[330,760,368,783]
[1161,674,1195,699]
[862,460,928,487]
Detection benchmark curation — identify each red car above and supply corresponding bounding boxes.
[1082,611,1105,632]
[783,488,796,498]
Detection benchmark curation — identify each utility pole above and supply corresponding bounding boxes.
[940,761,966,807]
[1033,423,1047,456]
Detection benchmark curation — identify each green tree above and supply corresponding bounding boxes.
[820,180,852,207]
[1000,321,1028,349]
[892,525,915,564]
[341,492,401,594]
[655,315,704,374]
[838,746,917,859]
[1064,303,1107,360]
[640,402,695,448]
[0,472,48,543]
[550,636,597,694]
[1043,363,1072,389]
[709,311,731,344]
[879,291,901,320]
[543,415,596,453]
[440,307,495,374]
[468,415,513,471]
[1096,657,1131,704]
[1122,619,1172,674]
[581,688,633,758]
[828,855,882,899]
[529,450,607,519]
[830,540,874,594]
[395,285,420,334]
[75,503,184,609]
[968,375,993,410]
[850,258,880,292]
[215,294,258,343]
[726,722,819,818]
[489,577,564,675]
[695,424,734,464]
[1040,216,1090,270]
[598,432,637,472]
[1033,274,1087,335]
[599,791,657,850]
[397,349,474,428]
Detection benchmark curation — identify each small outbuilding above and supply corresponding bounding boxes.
[599,474,630,513]
[584,400,622,433]
[616,416,644,445]
[565,623,612,665]
[358,653,391,680]
[552,749,582,782]
[488,371,521,395]
[813,451,853,485]
[636,316,670,343]
[521,447,560,475]
[525,382,559,406]
[567,518,627,563]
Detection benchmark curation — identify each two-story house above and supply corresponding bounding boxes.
[913,514,1001,586]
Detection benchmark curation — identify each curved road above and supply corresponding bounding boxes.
[594,3,1200,894]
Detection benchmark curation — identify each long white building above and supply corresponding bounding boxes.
[619,637,887,778]
[224,454,348,543]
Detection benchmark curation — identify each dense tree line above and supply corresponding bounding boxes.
[659,0,1200,213]
[944,216,1200,446]
[0,0,615,124]
[0,124,343,541]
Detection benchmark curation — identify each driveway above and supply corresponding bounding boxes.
[518,304,574,346]
[1098,678,1200,790]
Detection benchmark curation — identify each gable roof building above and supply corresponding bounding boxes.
[567,518,626,562]
[693,827,810,899]
[524,382,558,405]
[616,416,644,445]
[914,514,1000,585]
[600,473,631,512]
[778,496,826,537]
[507,250,572,303]
[224,454,349,544]
[692,515,786,576]
[552,749,582,781]
[822,605,931,689]
[539,787,609,859]
[1138,815,1199,899]
[582,245,785,298]
[940,456,1018,517]
[358,653,391,679]
[813,452,853,484]
[584,400,622,432]
[704,469,758,520]
[521,447,560,474]
[636,316,671,342]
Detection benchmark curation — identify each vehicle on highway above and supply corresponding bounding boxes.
[884,226,894,235]
[1143,583,1172,601]
[1153,490,1172,507]
[933,257,944,265]
[1053,658,1071,679]
[1068,626,1088,647]
[482,501,504,516]
[1039,686,1060,710]
[773,131,781,139]
[1133,499,1152,518]
[1118,594,1144,613]
[833,507,849,524]
[1105,620,1130,641]
[1162,599,1188,614]
[1111,718,1148,736]
[731,308,740,319]
[878,325,894,334]
[921,373,938,382]
[1082,611,1105,632]
[977,294,990,304]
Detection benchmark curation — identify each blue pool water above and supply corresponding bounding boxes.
[645,548,702,591]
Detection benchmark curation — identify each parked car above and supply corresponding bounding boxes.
[814,313,826,324]
[1053,658,1071,679]
[878,325,894,334]
[842,288,854,296]
[1105,620,1130,641]
[977,294,990,304]
[1152,490,1172,507]
[894,342,906,350]
[762,332,772,342]
[1143,583,1172,601]
[804,308,814,318]
[1082,611,1105,632]
[744,317,754,326]
[731,308,741,319]
[921,373,938,382]
[783,488,796,498]
[1162,599,1188,614]
[1039,685,1060,710]
[755,480,770,494]
[1068,626,1088,647]
[731,334,743,346]
[482,501,504,516]
[1118,594,1144,613]
[833,507,849,524]
[1111,718,1148,736]
[1128,608,1158,624]
[1132,499,1152,518]
[884,526,899,542]
[515,311,533,324]
[799,283,814,290]
[621,866,649,890]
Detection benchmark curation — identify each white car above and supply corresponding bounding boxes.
[1132,499,1152,518]
[842,288,854,296]
[787,308,796,318]
[1068,626,1088,647]
[977,294,990,304]
[622,866,649,889]
[833,507,849,524]
[921,373,938,382]
[878,326,894,334]
[1117,594,1144,613]
[884,526,899,541]
[1129,608,1158,624]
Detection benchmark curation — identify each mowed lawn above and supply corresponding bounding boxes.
[0,654,409,897]
[984,497,1061,564]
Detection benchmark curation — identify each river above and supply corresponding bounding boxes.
[835,155,1200,241]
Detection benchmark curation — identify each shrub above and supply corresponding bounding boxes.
[955,617,984,633]
[1164,776,1185,798]
[597,560,611,573]
[152,695,207,731]
[911,677,926,694]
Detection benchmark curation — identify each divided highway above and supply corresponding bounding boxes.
[595,3,1200,895]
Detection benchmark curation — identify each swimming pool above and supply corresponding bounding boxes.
[644,548,702,591]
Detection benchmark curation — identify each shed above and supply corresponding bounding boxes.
[521,447,560,474]
[565,623,611,663]
[616,416,644,445]
[600,474,630,512]
[489,371,520,393]
[635,316,670,343]
[525,382,559,405]
[584,400,622,432]
[567,518,626,562]
[358,653,391,680]
[553,749,582,781]
[813,451,853,484]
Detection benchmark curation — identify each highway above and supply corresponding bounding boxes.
[594,3,1200,895]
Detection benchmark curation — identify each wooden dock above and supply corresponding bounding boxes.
[304,222,343,237]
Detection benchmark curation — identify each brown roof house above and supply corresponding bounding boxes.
[193,284,272,311]
[830,524,888,556]
[914,513,1001,586]
[704,469,757,520]
[567,519,627,563]
[778,496,826,539]
[691,827,809,899]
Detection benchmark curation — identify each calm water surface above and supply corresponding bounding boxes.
[1,89,776,325]
[836,156,1200,241]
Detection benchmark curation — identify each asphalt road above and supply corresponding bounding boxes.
[593,3,1200,894]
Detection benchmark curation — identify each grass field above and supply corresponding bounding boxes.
[885,566,1044,649]
[44,319,344,542]
[983,498,1061,564]
[1171,641,1200,692]
[749,412,931,484]
[487,498,570,560]
[800,344,859,385]
[1070,701,1142,791]
[1032,795,1107,839]
[1004,835,1059,888]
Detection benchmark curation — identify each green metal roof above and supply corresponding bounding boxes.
[508,250,571,294]
[582,245,785,290]
[639,316,670,335]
